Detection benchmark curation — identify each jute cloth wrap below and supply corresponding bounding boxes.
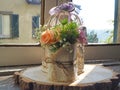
[42,43,84,82]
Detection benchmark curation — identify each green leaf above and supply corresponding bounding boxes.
[60,18,68,25]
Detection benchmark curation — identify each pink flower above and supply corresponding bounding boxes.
[78,28,88,45]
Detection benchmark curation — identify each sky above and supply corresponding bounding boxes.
[73,0,115,30]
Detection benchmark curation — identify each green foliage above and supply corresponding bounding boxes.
[87,30,98,43]
[49,19,79,52]
[103,30,113,43]
[60,18,68,25]
[34,28,41,41]
[34,18,80,52]
[34,25,48,42]
[60,21,79,44]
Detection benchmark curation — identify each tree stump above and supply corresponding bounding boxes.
[14,64,120,90]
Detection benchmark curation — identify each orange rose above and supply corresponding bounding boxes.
[40,30,57,45]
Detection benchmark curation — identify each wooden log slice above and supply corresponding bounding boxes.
[14,64,120,90]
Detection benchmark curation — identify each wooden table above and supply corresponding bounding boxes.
[14,64,120,90]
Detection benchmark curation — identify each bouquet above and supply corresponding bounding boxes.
[35,2,87,82]
[35,2,87,52]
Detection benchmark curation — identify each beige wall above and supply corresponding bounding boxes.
[85,45,120,60]
[0,45,120,66]
[0,0,40,43]
[0,46,44,66]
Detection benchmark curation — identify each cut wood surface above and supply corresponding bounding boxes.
[14,64,120,90]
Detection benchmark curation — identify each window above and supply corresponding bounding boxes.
[72,0,116,44]
[0,14,11,38]
[0,14,19,39]
[26,0,41,5]
[0,0,41,44]
[32,16,40,37]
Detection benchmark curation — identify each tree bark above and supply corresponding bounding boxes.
[14,65,120,90]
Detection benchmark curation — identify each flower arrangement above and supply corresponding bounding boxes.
[35,2,87,82]
[35,2,87,52]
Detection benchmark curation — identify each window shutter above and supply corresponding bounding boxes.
[11,14,19,38]
[0,15,2,34]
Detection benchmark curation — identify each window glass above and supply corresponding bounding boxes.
[73,0,115,44]
[0,14,11,38]
[32,16,40,38]
[0,0,41,44]
[3,15,10,36]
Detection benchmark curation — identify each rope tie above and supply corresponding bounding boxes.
[44,56,76,76]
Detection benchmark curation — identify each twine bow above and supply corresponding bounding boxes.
[45,56,75,76]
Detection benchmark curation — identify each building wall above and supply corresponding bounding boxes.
[0,0,40,43]
[0,46,44,66]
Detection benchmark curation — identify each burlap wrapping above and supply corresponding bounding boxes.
[42,43,84,82]
[76,44,84,75]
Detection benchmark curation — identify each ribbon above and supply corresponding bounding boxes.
[49,2,81,16]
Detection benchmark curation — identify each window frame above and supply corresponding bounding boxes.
[0,11,19,39]
[113,0,119,43]
[0,0,120,67]
[0,0,119,46]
